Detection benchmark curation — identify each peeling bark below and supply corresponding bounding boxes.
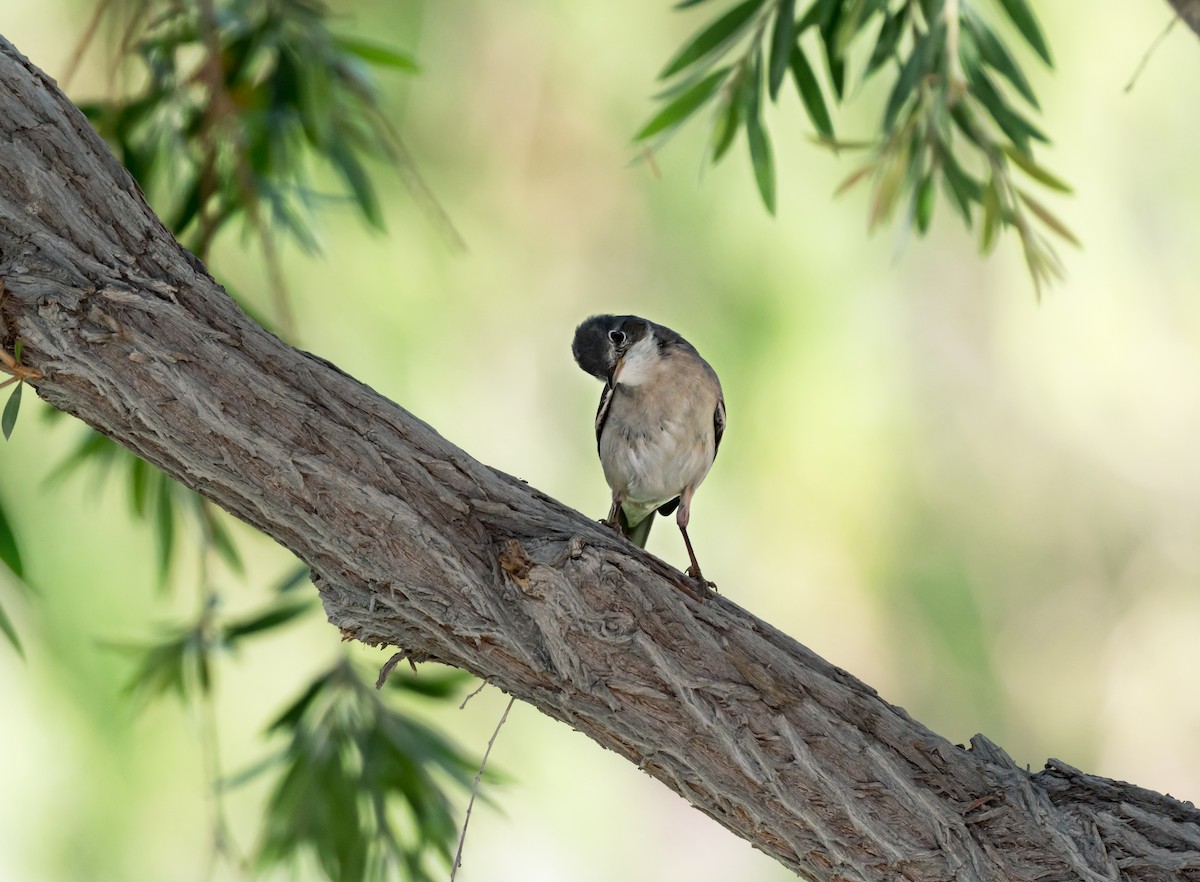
[0,35,1198,882]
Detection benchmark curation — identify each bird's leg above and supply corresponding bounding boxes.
[676,488,716,590]
[602,493,623,532]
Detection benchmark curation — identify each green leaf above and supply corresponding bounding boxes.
[0,497,23,580]
[659,0,766,80]
[0,599,22,658]
[883,29,934,133]
[275,563,312,594]
[636,67,729,140]
[329,141,385,230]
[384,669,474,699]
[1001,144,1072,193]
[746,111,776,214]
[225,600,314,643]
[834,0,887,56]
[940,149,982,224]
[995,0,1053,66]
[818,1,845,99]
[154,475,176,584]
[789,45,833,139]
[865,8,905,78]
[334,38,420,73]
[968,69,1047,152]
[968,17,1038,108]
[44,429,120,486]
[767,0,796,100]
[915,174,936,234]
[980,176,1002,253]
[297,54,335,149]
[2,382,22,441]
[129,456,150,518]
[118,630,196,706]
[710,79,746,163]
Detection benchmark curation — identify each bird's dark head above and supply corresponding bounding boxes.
[571,314,651,382]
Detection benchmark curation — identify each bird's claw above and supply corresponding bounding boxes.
[686,566,718,592]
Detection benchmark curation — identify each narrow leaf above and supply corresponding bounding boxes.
[659,0,766,80]
[797,0,837,32]
[155,476,176,584]
[865,9,905,78]
[980,177,1002,253]
[746,114,776,214]
[329,142,385,230]
[834,163,876,196]
[869,146,908,230]
[275,563,312,594]
[882,33,932,133]
[334,38,420,73]
[636,67,728,140]
[915,174,936,233]
[225,600,314,642]
[1001,144,1072,193]
[207,513,245,575]
[969,69,1047,152]
[969,17,1038,108]
[0,497,23,579]
[710,84,745,163]
[1017,189,1081,246]
[0,600,22,658]
[940,150,982,224]
[995,0,1053,65]
[767,0,796,99]
[818,1,845,99]
[2,382,23,441]
[789,46,833,138]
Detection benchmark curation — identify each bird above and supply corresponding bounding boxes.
[571,314,725,585]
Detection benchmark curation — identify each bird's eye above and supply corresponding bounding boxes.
[608,330,627,346]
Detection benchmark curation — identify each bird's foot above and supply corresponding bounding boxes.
[686,566,718,593]
[599,517,621,533]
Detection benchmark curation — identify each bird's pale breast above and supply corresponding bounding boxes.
[599,349,719,518]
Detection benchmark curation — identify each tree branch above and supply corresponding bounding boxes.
[0,35,1197,882]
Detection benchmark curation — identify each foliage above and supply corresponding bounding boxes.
[0,490,28,656]
[640,0,1076,294]
[0,1,487,878]
[256,662,480,882]
[75,0,439,332]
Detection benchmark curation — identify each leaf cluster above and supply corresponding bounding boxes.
[77,0,419,270]
[639,0,1077,293]
[256,660,481,882]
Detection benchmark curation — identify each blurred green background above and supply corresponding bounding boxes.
[3,1,1200,880]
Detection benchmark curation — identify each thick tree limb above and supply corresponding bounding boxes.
[0,35,1197,882]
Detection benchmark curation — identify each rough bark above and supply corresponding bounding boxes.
[0,34,1198,882]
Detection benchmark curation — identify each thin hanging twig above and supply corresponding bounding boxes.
[450,694,515,882]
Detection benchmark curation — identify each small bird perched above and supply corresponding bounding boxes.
[572,314,725,584]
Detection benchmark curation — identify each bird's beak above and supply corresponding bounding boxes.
[610,357,625,385]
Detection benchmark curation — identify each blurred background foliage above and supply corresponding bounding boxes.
[2,1,1200,881]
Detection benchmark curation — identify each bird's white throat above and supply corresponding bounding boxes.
[613,335,659,387]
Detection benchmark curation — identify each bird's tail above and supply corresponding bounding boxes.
[618,508,654,549]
